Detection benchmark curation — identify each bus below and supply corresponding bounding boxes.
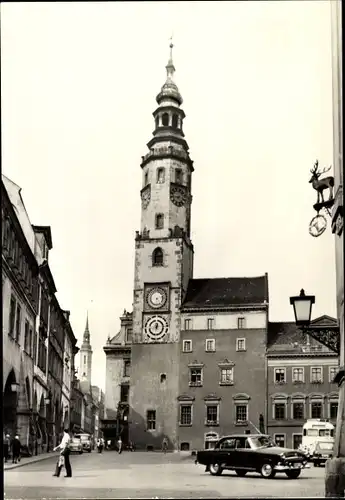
[299,419,335,458]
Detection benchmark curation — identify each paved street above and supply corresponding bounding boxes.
[4,451,326,498]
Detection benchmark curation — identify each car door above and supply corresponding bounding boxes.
[217,438,236,467]
[232,437,248,469]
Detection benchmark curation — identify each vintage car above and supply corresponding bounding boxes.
[312,441,333,467]
[195,434,309,479]
[74,433,92,453]
[69,437,83,454]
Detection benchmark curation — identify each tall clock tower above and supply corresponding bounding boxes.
[129,43,194,450]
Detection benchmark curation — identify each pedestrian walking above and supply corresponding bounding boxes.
[162,436,168,454]
[4,434,11,462]
[117,437,122,454]
[97,438,104,454]
[11,435,21,464]
[53,428,72,478]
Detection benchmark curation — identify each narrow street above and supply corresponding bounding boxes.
[5,451,326,499]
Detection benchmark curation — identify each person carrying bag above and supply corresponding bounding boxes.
[53,429,72,478]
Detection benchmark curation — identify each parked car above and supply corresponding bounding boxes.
[195,434,309,479]
[312,441,333,467]
[69,437,83,454]
[74,433,92,453]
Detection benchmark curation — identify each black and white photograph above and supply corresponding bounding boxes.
[2,1,344,498]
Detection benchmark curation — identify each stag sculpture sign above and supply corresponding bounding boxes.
[308,160,335,238]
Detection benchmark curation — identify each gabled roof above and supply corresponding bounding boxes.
[181,274,268,310]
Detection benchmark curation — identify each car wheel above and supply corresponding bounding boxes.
[285,470,301,479]
[314,461,319,467]
[209,462,223,476]
[79,451,83,454]
[235,470,247,477]
[260,463,276,479]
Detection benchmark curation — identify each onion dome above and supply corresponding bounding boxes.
[156,42,183,106]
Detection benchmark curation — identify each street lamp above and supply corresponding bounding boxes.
[289,289,340,355]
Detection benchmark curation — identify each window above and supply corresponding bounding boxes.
[15,304,21,342]
[120,384,129,403]
[155,213,164,230]
[219,438,236,450]
[172,114,179,129]
[160,373,166,383]
[220,368,233,385]
[329,366,338,383]
[274,434,286,448]
[182,340,192,352]
[274,403,286,420]
[205,339,215,352]
[311,402,322,418]
[236,338,246,351]
[84,355,86,364]
[189,367,202,386]
[157,168,165,184]
[184,319,191,330]
[175,169,183,184]
[330,402,338,419]
[155,116,159,128]
[29,327,33,356]
[144,171,149,185]
[207,318,214,330]
[237,317,246,329]
[8,295,16,337]
[162,113,169,126]
[311,367,323,383]
[293,434,303,450]
[146,410,156,430]
[124,360,131,377]
[206,405,219,425]
[235,405,248,423]
[293,402,304,420]
[180,442,190,451]
[180,405,192,425]
[274,368,286,384]
[152,247,163,266]
[292,367,304,383]
[126,328,133,343]
[24,320,30,353]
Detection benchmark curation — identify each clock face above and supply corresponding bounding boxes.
[141,188,151,209]
[170,185,187,207]
[147,287,167,309]
[144,315,169,341]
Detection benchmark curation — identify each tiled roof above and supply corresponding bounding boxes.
[182,274,268,310]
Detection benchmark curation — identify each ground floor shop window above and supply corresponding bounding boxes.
[180,442,190,451]
[330,401,338,419]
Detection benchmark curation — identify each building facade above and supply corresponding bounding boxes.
[267,316,339,449]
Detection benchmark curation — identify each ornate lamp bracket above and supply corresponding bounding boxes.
[301,325,340,354]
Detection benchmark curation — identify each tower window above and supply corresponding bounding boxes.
[160,373,167,383]
[162,113,169,126]
[155,213,164,230]
[175,169,183,184]
[144,171,149,185]
[152,247,163,266]
[172,114,179,129]
[157,168,165,184]
[84,355,86,364]
[155,116,159,128]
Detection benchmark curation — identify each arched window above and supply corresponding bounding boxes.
[157,168,165,184]
[175,169,183,184]
[162,113,169,126]
[152,247,163,266]
[172,114,179,128]
[155,213,164,229]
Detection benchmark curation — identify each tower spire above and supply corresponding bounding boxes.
[166,35,175,80]
[83,311,90,344]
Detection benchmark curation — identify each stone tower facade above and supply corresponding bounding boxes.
[129,43,194,450]
[79,314,93,386]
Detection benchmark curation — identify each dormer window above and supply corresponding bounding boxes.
[162,113,169,126]
[172,114,179,129]
[157,168,165,184]
[155,213,164,230]
[152,247,163,266]
[175,169,183,184]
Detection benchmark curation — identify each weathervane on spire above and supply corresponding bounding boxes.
[166,33,175,78]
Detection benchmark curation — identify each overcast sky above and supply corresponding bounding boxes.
[1,1,336,389]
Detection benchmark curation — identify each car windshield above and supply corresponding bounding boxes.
[249,436,276,449]
[317,442,333,451]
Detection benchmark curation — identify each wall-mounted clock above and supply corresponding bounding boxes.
[170,185,188,207]
[146,287,168,309]
[141,187,151,209]
[144,315,169,341]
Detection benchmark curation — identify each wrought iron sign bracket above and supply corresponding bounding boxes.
[301,325,340,355]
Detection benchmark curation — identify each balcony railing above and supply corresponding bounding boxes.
[141,146,191,165]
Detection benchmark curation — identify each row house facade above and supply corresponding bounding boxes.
[267,316,339,450]
[2,175,78,456]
